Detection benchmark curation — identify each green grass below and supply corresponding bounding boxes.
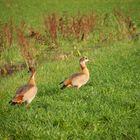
[0,0,140,139]
[0,0,140,26]
[0,40,140,139]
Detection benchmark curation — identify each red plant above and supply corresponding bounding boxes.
[114,9,137,39]
[16,27,35,68]
[44,12,96,45]
[3,20,13,47]
[44,13,58,48]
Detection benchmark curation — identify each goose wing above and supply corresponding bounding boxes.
[12,85,34,103]
[70,73,89,86]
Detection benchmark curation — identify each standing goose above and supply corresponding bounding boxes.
[9,67,37,107]
[60,57,89,89]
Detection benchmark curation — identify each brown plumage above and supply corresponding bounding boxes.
[60,57,89,89]
[9,67,37,107]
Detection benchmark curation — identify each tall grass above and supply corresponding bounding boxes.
[114,9,138,40]
[0,10,139,75]
[16,27,35,69]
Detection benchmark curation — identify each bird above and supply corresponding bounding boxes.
[9,67,37,108]
[60,57,90,89]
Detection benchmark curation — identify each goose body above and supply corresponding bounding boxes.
[9,67,37,107]
[60,57,89,89]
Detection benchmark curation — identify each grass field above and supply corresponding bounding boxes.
[0,0,140,140]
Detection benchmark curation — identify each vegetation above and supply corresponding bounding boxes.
[0,0,140,139]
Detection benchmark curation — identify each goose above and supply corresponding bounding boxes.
[9,67,37,108]
[60,57,89,89]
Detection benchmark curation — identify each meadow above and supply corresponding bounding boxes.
[0,0,140,139]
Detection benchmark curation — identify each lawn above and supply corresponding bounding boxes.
[0,0,140,140]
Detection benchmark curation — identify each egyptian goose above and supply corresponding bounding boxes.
[60,57,89,89]
[9,67,37,107]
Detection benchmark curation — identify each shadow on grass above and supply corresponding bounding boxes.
[35,102,49,112]
[37,84,62,97]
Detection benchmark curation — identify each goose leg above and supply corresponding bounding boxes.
[26,104,30,109]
